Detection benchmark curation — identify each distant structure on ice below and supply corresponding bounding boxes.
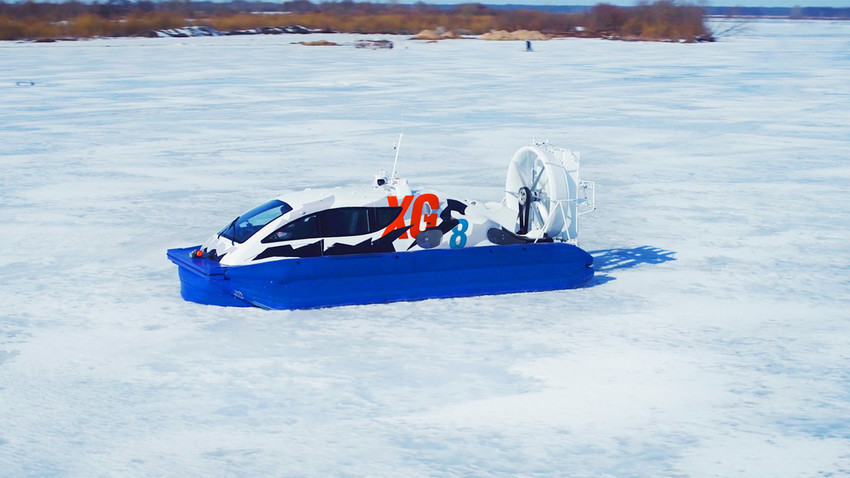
[355,39,394,50]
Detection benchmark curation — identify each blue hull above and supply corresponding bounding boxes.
[166,243,594,310]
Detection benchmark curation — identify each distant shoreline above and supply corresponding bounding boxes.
[5,2,848,44]
[1,1,713,43]
[705,15,850,21]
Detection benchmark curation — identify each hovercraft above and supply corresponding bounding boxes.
[166,141,596,309]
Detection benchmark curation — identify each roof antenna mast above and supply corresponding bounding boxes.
[391,132,403,182]
[391,113,404,182]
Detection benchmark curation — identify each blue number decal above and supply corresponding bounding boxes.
[450,219,469,249]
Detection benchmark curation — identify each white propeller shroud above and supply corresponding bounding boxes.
[504,142,589,243]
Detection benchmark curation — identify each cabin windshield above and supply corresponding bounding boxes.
[218,199,292,243]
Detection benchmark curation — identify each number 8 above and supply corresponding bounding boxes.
[450,219,469,249]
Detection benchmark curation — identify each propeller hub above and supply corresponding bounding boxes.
[518,187,529,206]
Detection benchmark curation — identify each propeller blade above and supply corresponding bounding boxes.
[530,164,546,191]
[509,158,530,189]
[531,202,546,229]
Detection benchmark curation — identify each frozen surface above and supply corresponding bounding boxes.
[2,20,850,476]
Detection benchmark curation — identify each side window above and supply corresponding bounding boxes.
[263,214,319,243]
[262,206,404,243]
[371,206,403,232]
[319,208,370,237]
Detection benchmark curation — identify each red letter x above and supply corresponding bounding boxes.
[382,195,414,238]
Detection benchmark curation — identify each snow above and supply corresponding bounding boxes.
[2,19,850,476]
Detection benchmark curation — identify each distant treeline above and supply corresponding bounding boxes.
[487,4,850,19]
[0,0,714,42]
[704,6,850,18]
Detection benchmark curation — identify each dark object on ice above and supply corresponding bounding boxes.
[526,40,533,52]
[356,39,394,49]
[16,81,35,86]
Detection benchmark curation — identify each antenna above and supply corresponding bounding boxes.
[391,131,403,181]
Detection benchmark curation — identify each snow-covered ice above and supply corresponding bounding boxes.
[2,19,849,476]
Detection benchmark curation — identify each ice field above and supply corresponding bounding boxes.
[2,19,849,476]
